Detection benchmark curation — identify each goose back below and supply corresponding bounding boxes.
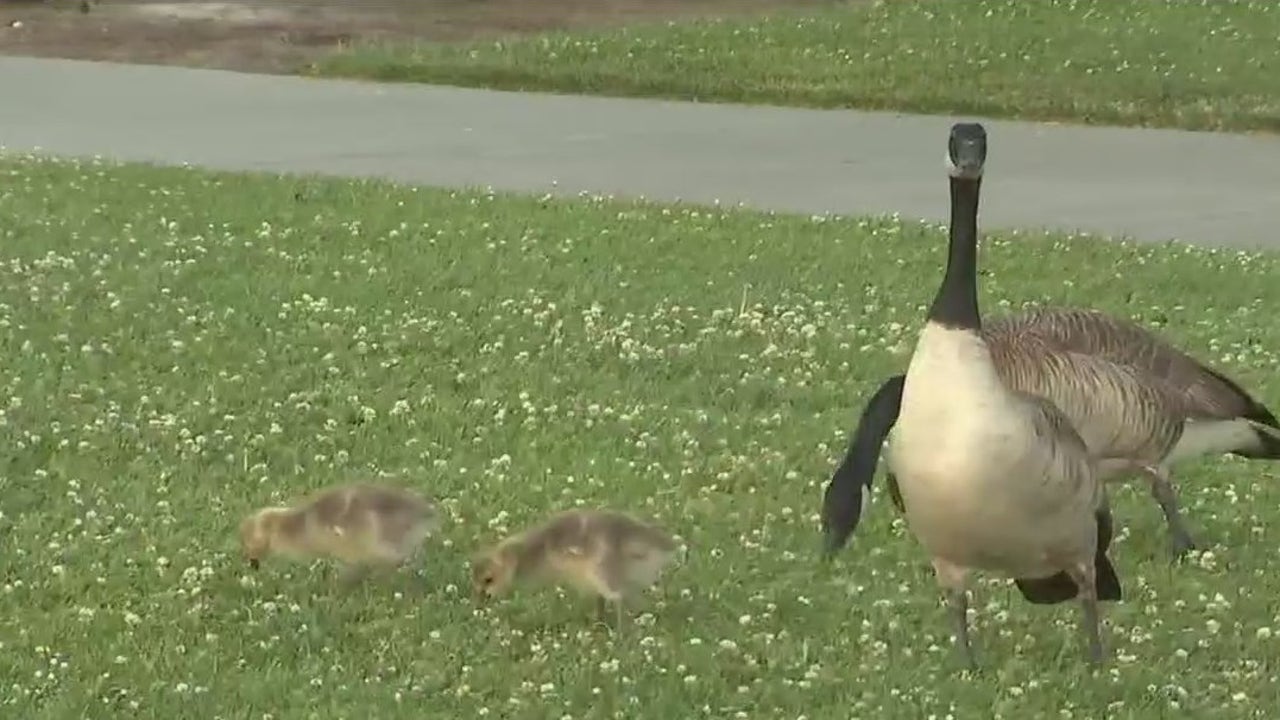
[988,307,1277,426]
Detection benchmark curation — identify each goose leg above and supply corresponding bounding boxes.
[337,562,372,589]
[1142,465,1196,558]
[594,595,628,632]
[593,559,630,630]
[946,588,974,669]
[931,558,975,670]
[1065,562,1105,666]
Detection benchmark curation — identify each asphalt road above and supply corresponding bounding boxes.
[2,56,1277,249]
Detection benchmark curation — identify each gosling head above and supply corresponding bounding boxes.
[470,547,518,601]
[238,508,286,570]
[946,122,988,180]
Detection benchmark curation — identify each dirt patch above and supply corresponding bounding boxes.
[0,0,837,75]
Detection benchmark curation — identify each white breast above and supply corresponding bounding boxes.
[887,324,1098,572]
[892,324,1018,469]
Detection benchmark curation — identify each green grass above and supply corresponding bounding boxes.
[3,153,1280,719]
[313,0,1280,133]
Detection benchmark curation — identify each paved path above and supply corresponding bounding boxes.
[3,56,1278,250]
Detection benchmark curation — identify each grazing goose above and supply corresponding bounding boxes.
[885,122,1124,668]
[471,508,679,628]
[821,306,1280,560]
[239,482,441,586]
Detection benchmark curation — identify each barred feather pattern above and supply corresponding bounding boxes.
[986,333,1185,470]
[986,307,1275,426]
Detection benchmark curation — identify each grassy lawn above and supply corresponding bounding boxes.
[312,0,1280,133]
[3,153,1280,719]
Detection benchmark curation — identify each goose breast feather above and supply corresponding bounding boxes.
[890,388,1100,578]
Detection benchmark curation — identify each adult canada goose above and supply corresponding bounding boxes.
[885,122,1125,668]
[820,308,1280,561]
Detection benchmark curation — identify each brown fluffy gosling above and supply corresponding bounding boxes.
[471,508,679,627]
[239,483,441,586]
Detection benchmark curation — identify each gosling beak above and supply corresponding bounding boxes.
[248,558,260,571]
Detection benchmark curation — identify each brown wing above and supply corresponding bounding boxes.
[987,332,1184,464]
[1015,389,1094,492]
[987,306,1276,426]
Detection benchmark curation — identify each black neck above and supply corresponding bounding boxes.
[926,175,983,330]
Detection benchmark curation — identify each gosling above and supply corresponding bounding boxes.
[238,482,441,585]
[471,508,679,627]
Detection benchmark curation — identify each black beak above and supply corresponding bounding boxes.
[248,558,260,571]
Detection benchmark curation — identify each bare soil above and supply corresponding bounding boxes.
[0,0,833,75]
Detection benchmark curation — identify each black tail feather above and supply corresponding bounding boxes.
[1231,421,1280,460]
[1199,362,1280,429]
[1014,506,1122,604]
[820,374,905,560]
[1184,359,1280,459]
